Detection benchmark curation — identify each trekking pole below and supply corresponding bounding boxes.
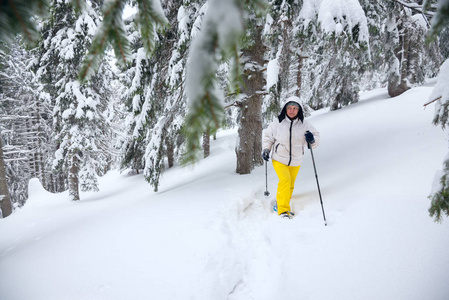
[307,133,327,226]
[264,160,270,197]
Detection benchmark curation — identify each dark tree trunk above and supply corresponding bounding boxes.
[166,138,174,168]
[387,7,411,98]
[203,129,210,158]
[236,25,266,174]
[69,150,80,201]
[0,138,13,217]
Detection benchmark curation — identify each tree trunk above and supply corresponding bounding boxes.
[296,55,307,97]
[68,150,80,201]
[236,25,265,174]
[166,138,174,168]
[0,137,13,217]
[203,130,210,158]
[387,7,411,98]
[35,102,47,189]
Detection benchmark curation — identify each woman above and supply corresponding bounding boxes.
[262,96,320,218]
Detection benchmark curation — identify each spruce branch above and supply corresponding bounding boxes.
[182,79,224,165]
[423,96,442,107]
[79,0,131,81]
[429,169,449,223]
[135,0,169,55]
[0,0,49,45]
[79,0,168,82]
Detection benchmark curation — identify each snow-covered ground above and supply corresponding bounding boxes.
[1,85,449,300]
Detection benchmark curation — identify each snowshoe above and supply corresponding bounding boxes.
[280,211,295,219]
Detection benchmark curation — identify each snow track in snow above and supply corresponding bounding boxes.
[208,190,316,300]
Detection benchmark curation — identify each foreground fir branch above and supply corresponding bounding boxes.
[135,0,169,55]
[429,59,449,222]
[429,164,449,223]
[0,0,49,45]
[79,0,168,82]
[423,0,449,39]
[183,0,268,165]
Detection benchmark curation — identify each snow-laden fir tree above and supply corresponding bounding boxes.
[0,39,54,211]
[184,0,268,167]
[429,58,449,222]
[297,0,370,111]
[119,15,150,175]
[357,0,388,90]
[79,0,169,81]
[119,0,191,191]
[35,0,115,200]
[0,136,12,218]
[141,0,207,189]
[385,0,441,97]
[262,0,305,125]
[427,0,449,222]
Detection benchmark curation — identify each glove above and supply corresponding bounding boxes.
[262,149,270,161]
[305,131,315,144]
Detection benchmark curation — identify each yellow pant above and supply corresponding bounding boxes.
[272,160,301,215]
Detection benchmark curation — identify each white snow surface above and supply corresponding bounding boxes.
[1,85,449,300]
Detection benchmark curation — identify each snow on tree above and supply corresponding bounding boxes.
[79,0,168,81]
[119,16,150,175]
[422,0,449,222]
[141,0,203,190]
[35,0,115,201]
[234,4,271,175]
[262,0,305,124]
[429,58,449,222]
[357,0,388,90]
[183,0,268,164]
[297,0,370,110]
[0,39,54,212]
[424,0,449,39]
[119,0,192,191]
[0,137,12,218]
[385,0,442,97]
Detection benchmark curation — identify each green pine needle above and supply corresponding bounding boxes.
[0,0,49,46]
[79,0,131,82]
[135,0,169,55]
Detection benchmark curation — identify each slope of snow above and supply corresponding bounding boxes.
[1,85,448,300]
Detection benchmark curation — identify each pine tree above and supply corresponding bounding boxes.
[119,14,149,175]
[262,0,304,124]
[140,0,192,190]
[423,0,449,39]
[425,0,449,222]
[358,0,388,90]
[0,137,12,217]
[79,0,169,81]
[183,0,268,165]
[385,0,442,97]
[429,58,449,222]
[235,12,266,174]
[35,0,115,200]
[297,0,370,111]
[0,39,54,211]
[119,0,190,191]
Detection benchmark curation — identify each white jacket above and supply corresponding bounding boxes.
[263,117,320,166]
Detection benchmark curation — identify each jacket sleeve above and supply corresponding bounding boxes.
[305,121,320,149]
[262,121,276,151]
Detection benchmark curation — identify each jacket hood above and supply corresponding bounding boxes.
[278,96,304,123]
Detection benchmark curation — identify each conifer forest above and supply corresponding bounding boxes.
[1,0,449,220]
